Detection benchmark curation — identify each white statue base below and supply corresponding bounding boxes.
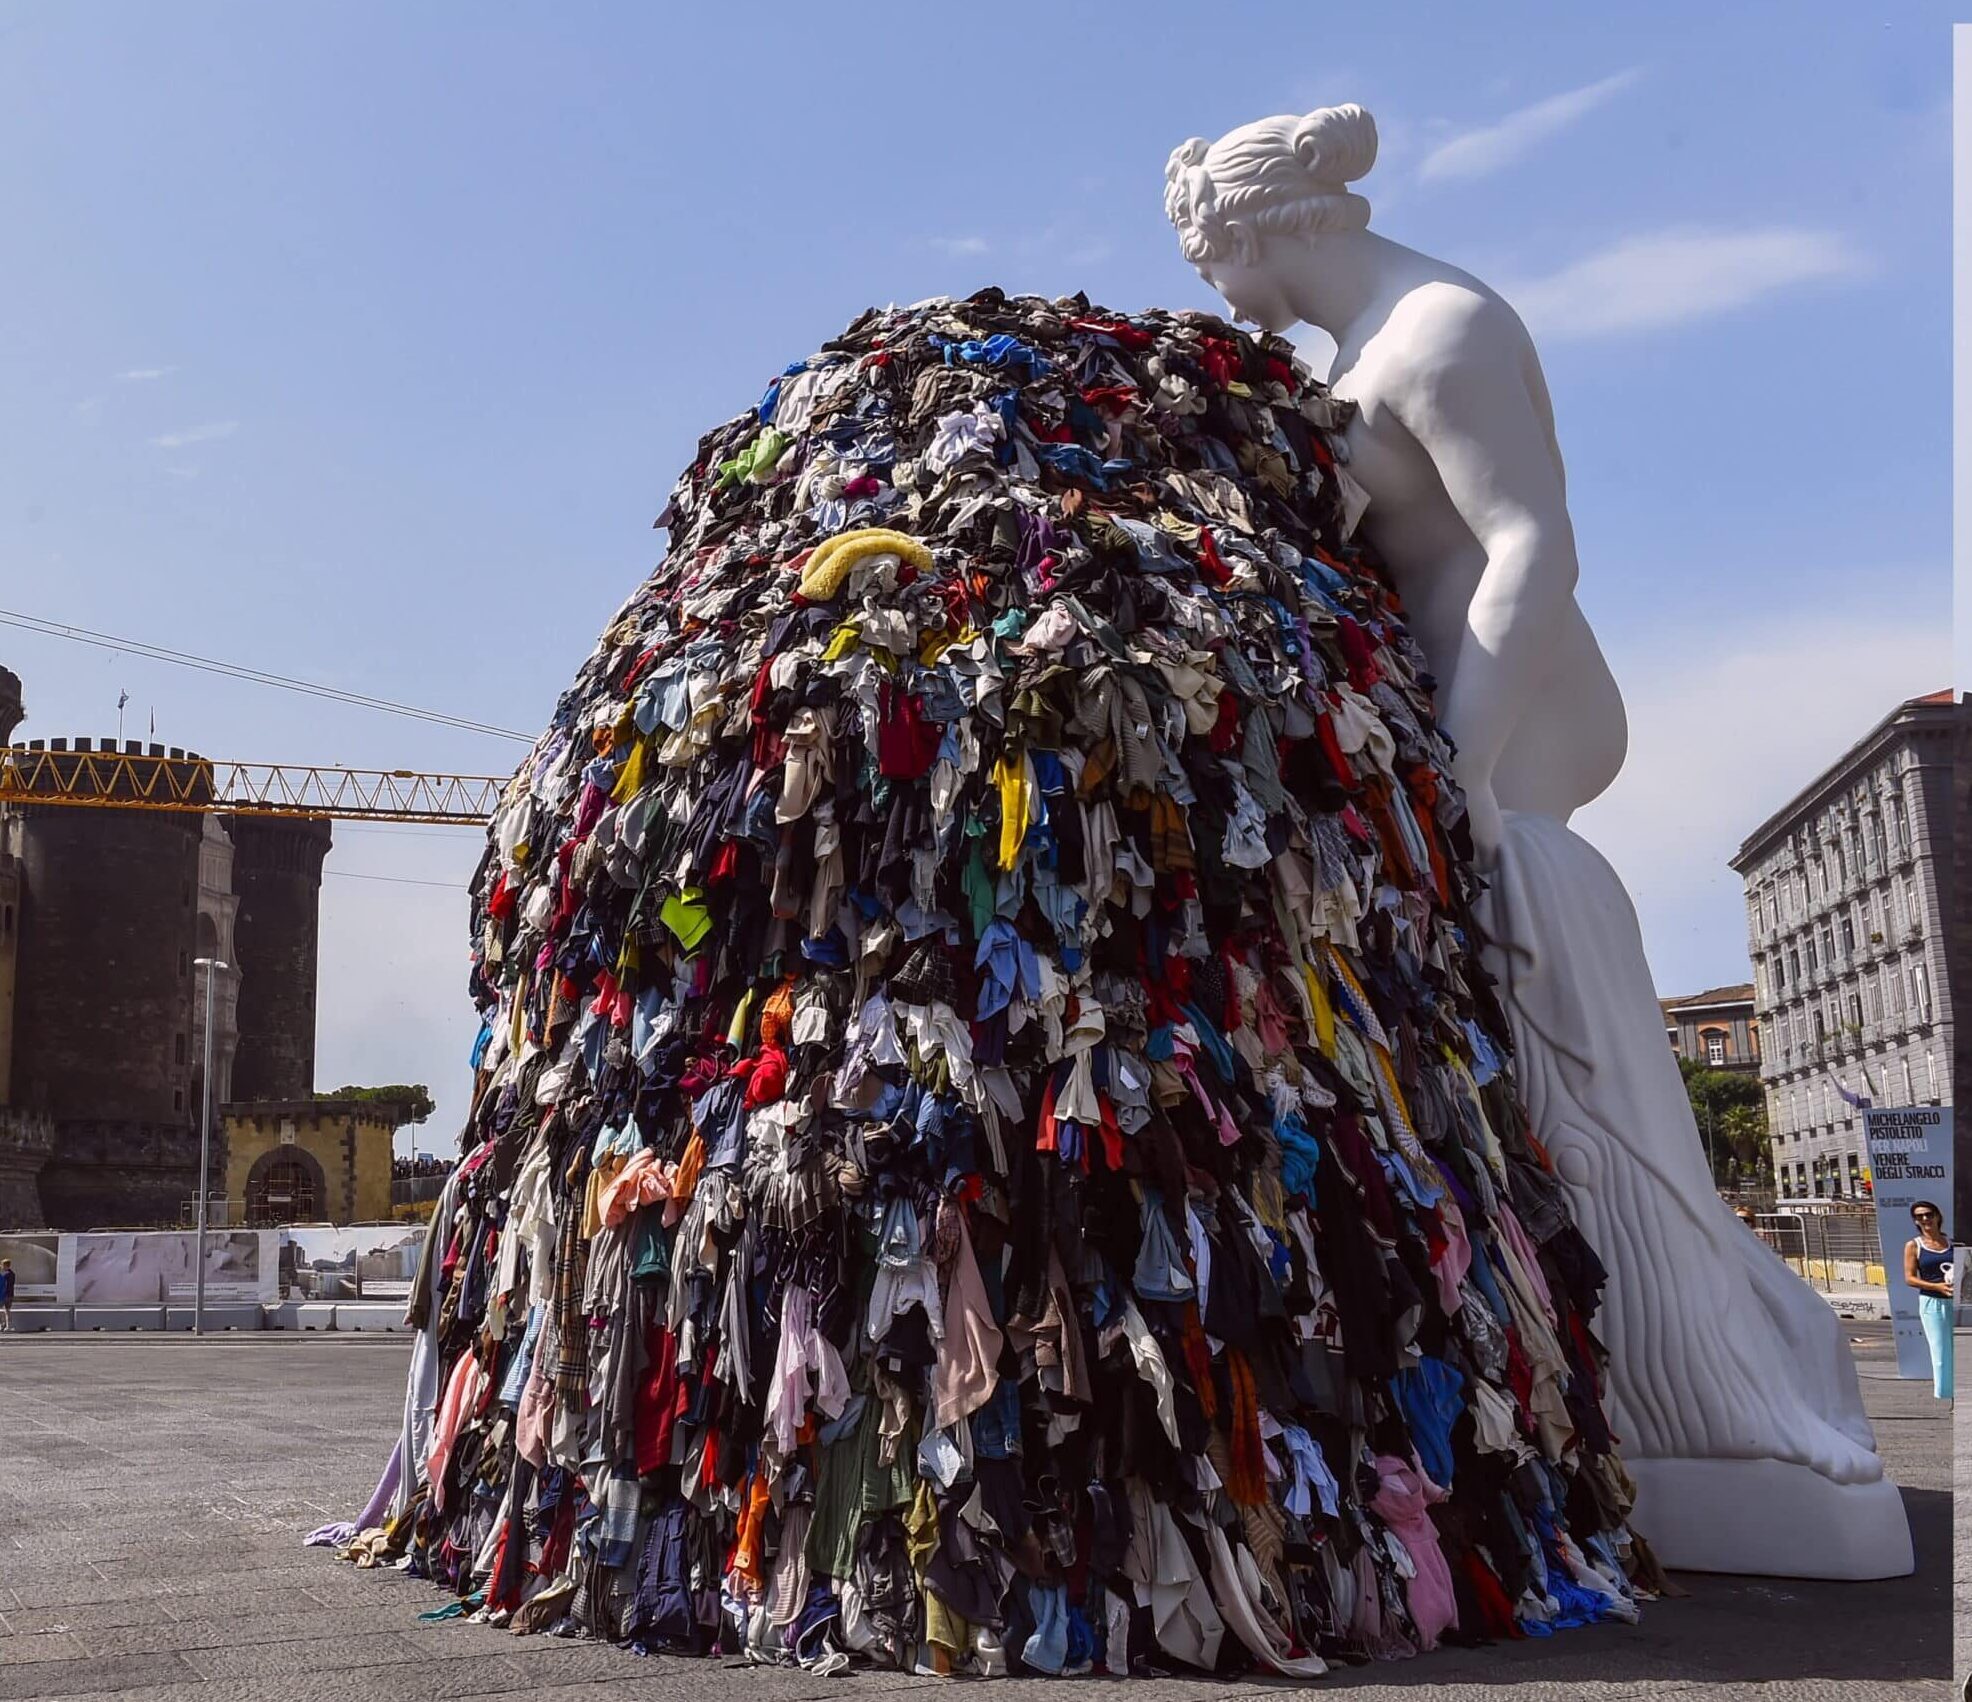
[1481,811,1914,1581]
[1627,1459,1911,1580]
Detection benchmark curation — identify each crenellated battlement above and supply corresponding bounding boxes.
[1,738,215,812]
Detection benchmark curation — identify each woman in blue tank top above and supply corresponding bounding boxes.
[1903,1200,1955,1405]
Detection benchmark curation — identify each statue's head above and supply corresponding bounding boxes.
[1164,104,1377,332]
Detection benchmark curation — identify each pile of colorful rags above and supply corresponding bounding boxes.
[315,289,1652,1678]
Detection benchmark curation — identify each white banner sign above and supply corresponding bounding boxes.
[63,1230,279,1306]
[0,1234,60,1301]
[281,1223,422,1300]
[1863,1106,1956,1380]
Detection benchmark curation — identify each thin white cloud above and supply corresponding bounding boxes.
[1505,227,1863,340]
[1576,603,1948,995]
[117,365,178,382]
[926,235,989,258]
[1420,68,1643,183]
[150,420,238,449]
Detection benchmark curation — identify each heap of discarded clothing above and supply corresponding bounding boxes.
[324,289,1650,1677]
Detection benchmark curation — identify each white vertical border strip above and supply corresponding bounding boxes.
[1958,26,1971,693]
[1953,42,1969,1700]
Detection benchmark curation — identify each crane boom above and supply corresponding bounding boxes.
[0,742,507,825]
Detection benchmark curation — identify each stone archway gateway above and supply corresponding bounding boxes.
[244,1144,324,1226]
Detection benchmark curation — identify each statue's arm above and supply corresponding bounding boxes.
[1386,308,1579,843]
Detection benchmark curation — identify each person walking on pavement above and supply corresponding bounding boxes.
[1903,1201,1955,1406]
[0,1258,15,1331]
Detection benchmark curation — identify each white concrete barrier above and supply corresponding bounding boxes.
[164,1304,264,1332]
[72,1306,166,1331]
[332,1303,407,1333]
[264,1300,339,1331]
[10,1305,71,1332]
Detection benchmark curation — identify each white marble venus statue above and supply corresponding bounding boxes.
[1164,104,1911,1579]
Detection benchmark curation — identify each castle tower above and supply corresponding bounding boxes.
[225,814,332,1102]
[7,738,209,1226]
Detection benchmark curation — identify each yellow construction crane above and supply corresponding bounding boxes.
[0,740,507,825]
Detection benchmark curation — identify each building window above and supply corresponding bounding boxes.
[174,1032,186,1066]
[1805,936,1818,974]
[1911,963,1931,1024]
[1840,915,1855,956]
[1891,797,1909,851]
[1846,1152,1862,1195]
[1704,1031,1727,1066]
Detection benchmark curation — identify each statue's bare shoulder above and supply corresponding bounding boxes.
[1356,276,1536,411]
[1345,275,1562,493]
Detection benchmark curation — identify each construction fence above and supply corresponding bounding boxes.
[1748,1202,1887,1289]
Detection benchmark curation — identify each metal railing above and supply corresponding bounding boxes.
[390,1175,447,1207]
[1754,1203,1884,1290]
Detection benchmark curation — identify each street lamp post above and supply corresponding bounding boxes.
[191,957,227,1337]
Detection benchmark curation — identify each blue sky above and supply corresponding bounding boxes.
[0,4,1954,1149]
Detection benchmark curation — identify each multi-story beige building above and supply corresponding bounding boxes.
[1661,983,1760,1074]
[1731,692,1958,1201]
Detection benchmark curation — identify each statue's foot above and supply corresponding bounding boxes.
[1627,1456,1912,1579]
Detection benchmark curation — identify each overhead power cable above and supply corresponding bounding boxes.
[324,869,466,889]
[0,607,534,743]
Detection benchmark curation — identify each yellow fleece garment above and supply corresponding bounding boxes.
[993,751,1036,871]
[797,528,934,601]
